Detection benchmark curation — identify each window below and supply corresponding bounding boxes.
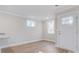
[62,16,73,25]
[48,20,55,34]
[26,20,35,27]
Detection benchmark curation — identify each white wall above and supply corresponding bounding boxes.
[0,12,42,47]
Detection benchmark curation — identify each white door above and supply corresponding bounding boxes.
[56,12,77,52]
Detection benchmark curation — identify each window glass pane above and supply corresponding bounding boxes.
[48,20,55,34]
[26,20,35,27]
[62,16,73,25]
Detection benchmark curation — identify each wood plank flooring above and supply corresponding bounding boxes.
[1,40,73,53]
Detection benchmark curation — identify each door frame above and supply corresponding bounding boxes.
[56,11,78,52]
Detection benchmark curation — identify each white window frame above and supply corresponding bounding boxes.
[26,20,36,27]
[62,16,73,25]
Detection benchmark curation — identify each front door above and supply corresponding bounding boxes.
[56,12,77,52]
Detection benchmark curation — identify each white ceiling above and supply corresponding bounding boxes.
[0,5,78,20]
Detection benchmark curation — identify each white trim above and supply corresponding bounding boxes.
[0,39,43,49]
[43,39,56,43]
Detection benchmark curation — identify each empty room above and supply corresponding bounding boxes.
[0,5,79,53]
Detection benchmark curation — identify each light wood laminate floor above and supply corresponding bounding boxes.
[1,40,73,53]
